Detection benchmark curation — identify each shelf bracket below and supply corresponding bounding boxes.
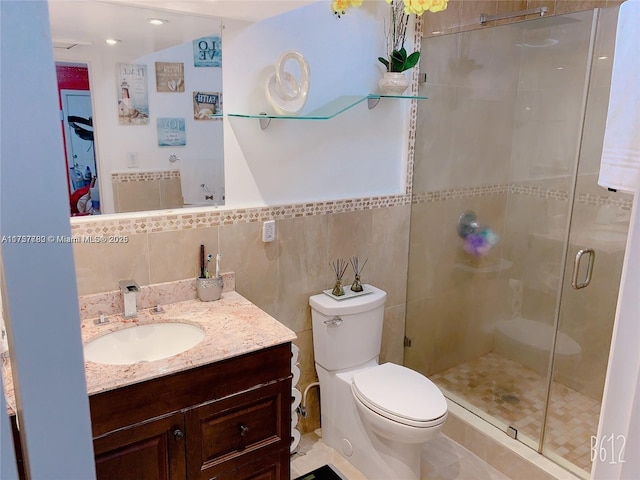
[367,97,381,110]
[259,112,271,130]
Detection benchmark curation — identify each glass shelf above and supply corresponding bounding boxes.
[227,94,427,129]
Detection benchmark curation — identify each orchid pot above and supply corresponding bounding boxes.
[378,71,410,95]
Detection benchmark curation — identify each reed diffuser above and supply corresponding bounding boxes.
[330,258,349,296]
[350,256,368,292]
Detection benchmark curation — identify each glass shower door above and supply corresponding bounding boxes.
[541,7,629,478]
[406,7,626,477]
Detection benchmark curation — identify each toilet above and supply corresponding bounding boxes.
[310,285,447,480]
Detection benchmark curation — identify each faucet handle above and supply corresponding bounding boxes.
[94,313,109,325]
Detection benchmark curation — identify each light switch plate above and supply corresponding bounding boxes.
[262,220,275,242]
[127,152,138,168]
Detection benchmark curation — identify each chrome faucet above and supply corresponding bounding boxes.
[119,280,140,318]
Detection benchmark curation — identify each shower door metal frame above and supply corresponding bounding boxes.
[533,9,607,478]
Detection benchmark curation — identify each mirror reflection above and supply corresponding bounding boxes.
[49,0,225,216]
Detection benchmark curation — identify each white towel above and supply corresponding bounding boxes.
[598,0,640,194]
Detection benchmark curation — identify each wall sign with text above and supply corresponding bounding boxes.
[155,62,185,92]
[193,91,222,119]
[157,117,186,147]
[117,63,149,125]
[193,36,222,67]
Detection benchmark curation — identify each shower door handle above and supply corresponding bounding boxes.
[571,248,595,290]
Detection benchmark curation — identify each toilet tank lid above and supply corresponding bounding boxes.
[309,284,386,315]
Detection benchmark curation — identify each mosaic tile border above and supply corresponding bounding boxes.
[111,170,181,183]
[578,192,633,210]
[405,14,423,197]
[412,183,631,207]
[73,181,629,238]
[412,185,510,204]
[510,184,569,201]
[71,194,412,237]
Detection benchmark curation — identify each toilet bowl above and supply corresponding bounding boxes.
[310,285,448,480]
[352,363,447,443]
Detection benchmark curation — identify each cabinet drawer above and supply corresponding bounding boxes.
[186,379,290,479]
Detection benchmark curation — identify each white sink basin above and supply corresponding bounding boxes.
[84,322,205,365]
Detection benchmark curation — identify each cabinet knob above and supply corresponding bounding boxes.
[239,424,249,437]
[173,428,184,440]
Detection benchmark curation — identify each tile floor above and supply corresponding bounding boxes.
[430,353,600,474]
[291,430,511,480]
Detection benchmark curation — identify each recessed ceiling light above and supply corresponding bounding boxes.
[147,18,168,26]
[105,38,121,46]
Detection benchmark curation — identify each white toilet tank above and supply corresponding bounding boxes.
[310,285,386,371]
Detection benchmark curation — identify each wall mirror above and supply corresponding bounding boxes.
[49,0,224,217]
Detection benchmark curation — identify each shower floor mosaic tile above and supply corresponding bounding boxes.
[430,353,600,474]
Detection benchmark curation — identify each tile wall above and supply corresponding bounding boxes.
[111,171,184,213]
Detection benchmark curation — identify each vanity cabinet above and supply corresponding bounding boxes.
[12,342,292,480]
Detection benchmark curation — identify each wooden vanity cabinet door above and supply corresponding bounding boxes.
[93,412,186,480]
[185,379,291,480]
[212,449,291,480]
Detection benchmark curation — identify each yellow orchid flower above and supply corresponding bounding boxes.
[339,0,446,16]
[428,0,448,12]
[331,0,350,15]
[404,0,435,16]
[329,0,448,71]
[332,0,364,15]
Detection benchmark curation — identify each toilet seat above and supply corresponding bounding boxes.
[352,363,448,428]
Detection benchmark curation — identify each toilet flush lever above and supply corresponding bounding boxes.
[324,316,343,327]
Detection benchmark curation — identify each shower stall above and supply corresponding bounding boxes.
[405,7,629,478]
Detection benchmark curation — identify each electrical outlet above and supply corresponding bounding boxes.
[262,220,276,242]
[127,152,138,168]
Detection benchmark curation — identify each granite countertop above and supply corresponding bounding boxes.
[2,290,296,415]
